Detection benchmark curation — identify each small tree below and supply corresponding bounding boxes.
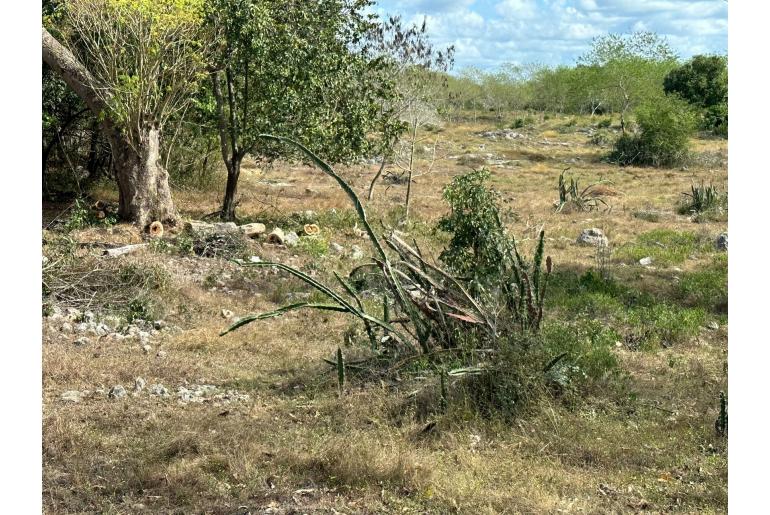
[205,0,392,221]
[43,0,209,226]
[579,32,678,132]
[611,94,696,167]
[364,15,454,218]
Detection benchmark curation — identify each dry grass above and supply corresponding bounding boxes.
[44,113,727,513]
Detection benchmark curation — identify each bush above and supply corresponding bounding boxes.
[677,182,727,217]
[703,103,728,137]
[610,95,696,167]
[436,169,511,286]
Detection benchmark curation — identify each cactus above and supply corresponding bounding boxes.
[715,391,727,436]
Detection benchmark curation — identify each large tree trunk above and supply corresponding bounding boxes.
[42,27,177,227]
[110,126,177,227]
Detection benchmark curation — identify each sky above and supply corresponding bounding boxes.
[372,0,728,72]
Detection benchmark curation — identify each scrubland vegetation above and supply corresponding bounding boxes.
[42,0,727,513]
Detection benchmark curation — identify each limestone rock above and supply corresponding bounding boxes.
[576,228,609,247]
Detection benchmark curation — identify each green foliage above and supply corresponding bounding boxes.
[664,55,727,109]
[678,182,727,216]
[64,198,118,230]
[555,170,610,213]
[615,229,707,266]
[610,95,696,167]
[626,304,705,348]
[205,0,394,165]
[703,102,728,137]
[541,319,620,388]
[664,55,728,137]
[60,0,208,144]
[437,169,510,284]
[296,236,329,259]
[676,255,727,313]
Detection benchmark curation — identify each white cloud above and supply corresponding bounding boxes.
[374,0,727,70]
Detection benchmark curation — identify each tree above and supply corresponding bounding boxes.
[579,32,678,132]
[611,94,696,167]
[42,0,209,227]
[363,15,454,213]
[664,55,727,136]
[205,0,392,221]
[664,55,727,108]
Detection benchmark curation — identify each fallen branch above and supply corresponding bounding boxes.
[102,243,148,258]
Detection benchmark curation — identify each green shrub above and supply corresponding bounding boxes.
[678,182,727,217]
[64,197,118,231]
[610,95,696,167]
[437,169,510,285]
[596,118,612,129]
[554,170,610,213]
[703,103,727,137]
[296,236,329,258]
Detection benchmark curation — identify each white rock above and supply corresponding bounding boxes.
[240,222,267,238]
[639,257,654,266]
[142,344,152,354]
[60,322,73,334]
[134,377,146,392]
[351,245,365,260]
[716,232,728,251]
[576,228,609,247]
[267,228,285,245]
[213,222,239,234]
[73,337,89,347]
[74,323,90,334]
[221,309,234,319]
[249,255,262,263]
[149,384,169,396]
[108,385,127,399]
[330,242,344,254]
[284,231,300,247]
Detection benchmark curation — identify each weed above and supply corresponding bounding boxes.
[676,255,727,313]
[63,197,118,231]
[626,304,705,348]
[678,182,727,218]
[296,236,329,258]
[555,169,611,213]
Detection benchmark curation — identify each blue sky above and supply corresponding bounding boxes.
[372,0,728,71]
